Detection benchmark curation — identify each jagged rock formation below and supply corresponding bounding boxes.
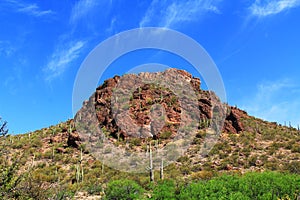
[87,68,243,141]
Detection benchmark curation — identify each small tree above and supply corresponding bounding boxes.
[0,117,8,137]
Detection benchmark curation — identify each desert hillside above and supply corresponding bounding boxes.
[1,69,299,199]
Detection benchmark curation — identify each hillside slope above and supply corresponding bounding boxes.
[1,68,299,199]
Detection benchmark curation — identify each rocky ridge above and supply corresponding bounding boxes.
[77,68,246,145]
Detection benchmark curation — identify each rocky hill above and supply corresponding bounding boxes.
[1,68,300,199]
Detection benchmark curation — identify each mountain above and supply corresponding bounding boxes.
[1,68,299,199]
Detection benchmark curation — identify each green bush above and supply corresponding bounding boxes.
[178,172,300,200]
[151,179,176,200]
[104,179,144,200]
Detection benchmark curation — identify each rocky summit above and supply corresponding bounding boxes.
[77,68,245,143]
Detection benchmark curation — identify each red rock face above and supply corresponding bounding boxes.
[76,68,245,142]
[223,107,247,133]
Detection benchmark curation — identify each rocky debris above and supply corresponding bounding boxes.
[49,133,65,144]
[74,192,102,200]
[67,131,81,148]
[225,164,233,170]
[56,147,66,153]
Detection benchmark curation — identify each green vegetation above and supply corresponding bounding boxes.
[178,172,300,200]
[102,172,300,199]
[0,111,300,199]
[105,179,144,200]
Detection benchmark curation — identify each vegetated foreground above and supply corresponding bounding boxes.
[1,68,300,199]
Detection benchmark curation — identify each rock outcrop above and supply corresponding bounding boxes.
[76,68,246,142]
[223,107,247,133]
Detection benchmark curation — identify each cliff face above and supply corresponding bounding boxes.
[91,68,244,142]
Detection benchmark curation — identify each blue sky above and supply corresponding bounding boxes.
[0,0,300,134]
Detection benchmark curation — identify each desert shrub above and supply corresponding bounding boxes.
[178,174,241,199]
[86,183,103,195]
[42,149,53,159]
[261,130,276,140]
[32,166,57,183]
[163,163,182,180]
[241,146,251,157]
[53,189,75,200]
[267,146,277,155]
[284,140,295,150]
[104,179,144,200]
[160,131,172,139]
[248,155,258,166]
[151,179,176,200]
[180,164,192,175]
[192,137,202,145]
[31,139,43,148]
[191,164,202,172]
[209,142,232,157]
[178,172,300,200]
[270,142,285,149]
[177,155,190,163]
[11,140,24,149]
[265,160,281,171]
[239,172,300,199]
[191,170,214,180]
[291,143,300,153]
[284,161,300,174]
[201,161,214,171]
[129,138,142,147]
[195,130,206,138]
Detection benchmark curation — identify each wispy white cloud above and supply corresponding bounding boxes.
[140,0,222,28]
[240,79,300,126]
[70,0,112,25]
[70,0,98,24]
[249,0,300,17]
[44,41,86,81]
[1,0,54,17]
[105,17,117,34]
[17,4,53,17]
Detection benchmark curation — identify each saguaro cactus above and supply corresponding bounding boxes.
[69,124,73,135]
[160,158,164,180]
[101,161,104,174]
[80,147,84,182]
[146,142,154,182]
[75,147,84,182]
[155,140,164,180]
[76,164,81,183]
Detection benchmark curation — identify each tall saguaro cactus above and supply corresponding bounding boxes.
[146,142,154,182]
[75,147,84,183]
[155,140,164,180]
[149,142,154,182]
[80,147,84,182]
[160,158,164,180]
